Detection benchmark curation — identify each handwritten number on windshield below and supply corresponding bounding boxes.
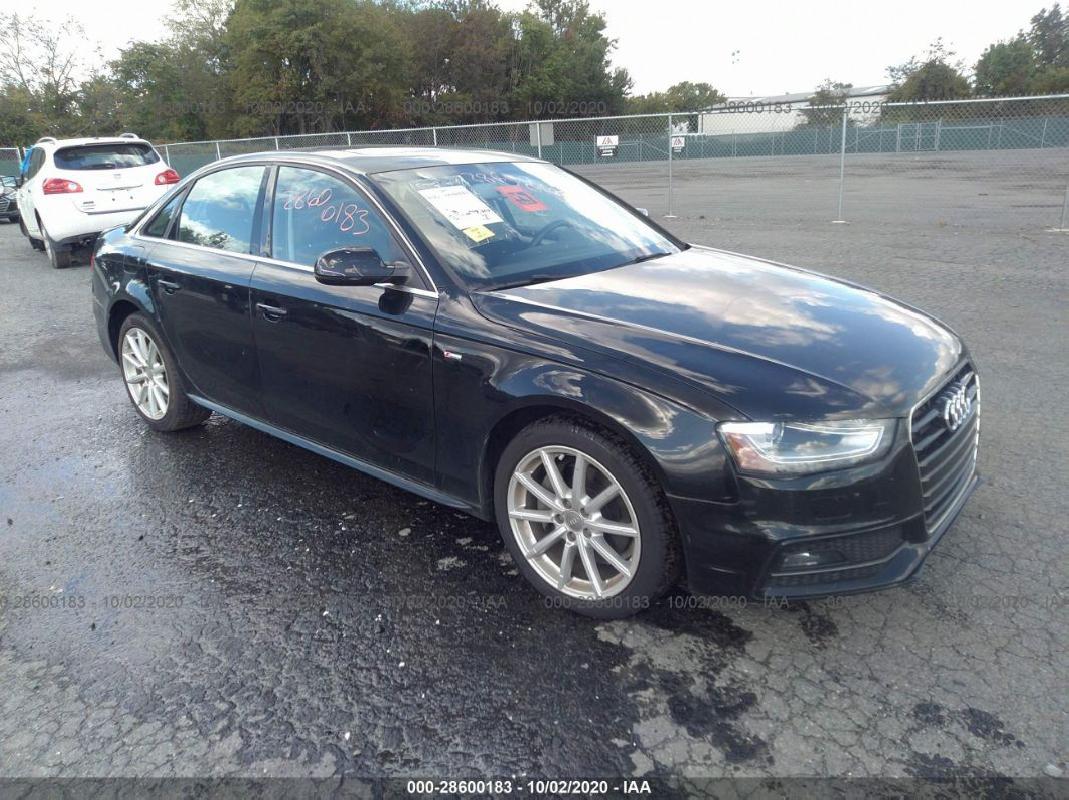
[320,202,370,235]
[283,187,370,236]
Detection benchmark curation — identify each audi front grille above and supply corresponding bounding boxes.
[910,364,980,534]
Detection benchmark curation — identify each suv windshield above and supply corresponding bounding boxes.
[371,161,681,289]
[54,143,160,171]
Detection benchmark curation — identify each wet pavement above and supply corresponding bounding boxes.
[0,207,1065,783]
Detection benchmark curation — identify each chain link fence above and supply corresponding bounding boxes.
[5,94,1060,231]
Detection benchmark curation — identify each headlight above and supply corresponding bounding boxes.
[717,419,896,476]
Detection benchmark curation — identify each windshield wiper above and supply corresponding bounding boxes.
[623,251,673,266]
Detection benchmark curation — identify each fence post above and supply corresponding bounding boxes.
[666,113,676,219]
[1057,183,1069,231]
[432,127,438,147]
[274,136,280,150]
[535,122,543,160]
[214,142,222,161]
[833,106,848,223]
[163,144,171,165]
[346,132,352,146]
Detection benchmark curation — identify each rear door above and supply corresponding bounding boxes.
[250,165,438,482]
[52,141,168,216]
[145,165,267,415]
[18,148,45,232]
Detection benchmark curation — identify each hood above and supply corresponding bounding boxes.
[473,246,964,420]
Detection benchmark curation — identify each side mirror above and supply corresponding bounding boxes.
[635,207,649,217]
[314,247,410,286]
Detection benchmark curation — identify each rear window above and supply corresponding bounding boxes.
[53,143,160,171]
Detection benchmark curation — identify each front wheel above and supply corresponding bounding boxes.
[117,313,211,431]
[494,417,680,618]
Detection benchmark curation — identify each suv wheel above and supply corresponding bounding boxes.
[494,417,680,618]
[117,313,211,431]
[20,216,45,251]
[40,219,71,268]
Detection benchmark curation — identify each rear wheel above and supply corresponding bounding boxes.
[20,216,45,251]
[40,219,71,268]
[117,313,211,431]
[494,417,680,618]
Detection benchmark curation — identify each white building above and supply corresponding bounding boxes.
[698,85,891,134]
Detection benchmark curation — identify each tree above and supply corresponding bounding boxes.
[1027,4,1069,91]
[0,13,100,133]
[974,37,1036,96]
[887,39,970,102]
[972,5,1069,97]
[798,79,852,127]
[1028,4,1069,67]
[511,0,631,118]
[627,82,723,114]
[225,0,410,136]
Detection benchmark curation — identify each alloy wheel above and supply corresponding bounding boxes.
[121,328,169,420]
[507,446,641,599]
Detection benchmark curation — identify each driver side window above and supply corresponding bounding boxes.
[270,167,409,271]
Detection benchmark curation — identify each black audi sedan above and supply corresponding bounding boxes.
[91,147,979,618]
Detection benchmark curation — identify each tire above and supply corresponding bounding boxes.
[40,219,71,268]
[19,216,45,251]
[494,416,680,619]
[116,313,211,432]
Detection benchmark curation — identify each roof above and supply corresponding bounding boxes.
[715,85,892,107]
[34,135,151,149]
[219,146,540,175]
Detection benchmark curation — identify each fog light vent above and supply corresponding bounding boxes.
[777,549,847,572]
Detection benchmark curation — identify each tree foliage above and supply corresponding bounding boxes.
[3,1,1068,148]
[886,39,971,102]
[798,80,853,127]
[628,82,725,114]
[974,4,1069,95]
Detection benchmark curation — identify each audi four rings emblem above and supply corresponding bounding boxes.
[938,383,972,432]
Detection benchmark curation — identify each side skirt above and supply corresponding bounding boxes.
[188,394,475,514]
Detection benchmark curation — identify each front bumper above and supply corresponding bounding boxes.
[669,420,980,600]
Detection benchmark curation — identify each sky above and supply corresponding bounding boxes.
[33,0,1033,97]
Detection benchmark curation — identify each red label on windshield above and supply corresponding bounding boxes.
[497,185,548,213]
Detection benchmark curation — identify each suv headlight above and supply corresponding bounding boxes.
[717,419,896,476]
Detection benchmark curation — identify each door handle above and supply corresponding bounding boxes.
[158,278,181,294]
[256,302,288,322]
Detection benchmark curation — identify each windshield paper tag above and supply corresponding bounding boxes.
[462,225,495,243]
[418,185,502,230]
[496,185,548,213]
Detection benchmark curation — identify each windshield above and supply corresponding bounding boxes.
[371,161,681,290]
[54,143,160,171]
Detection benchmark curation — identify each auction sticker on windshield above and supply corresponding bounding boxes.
[418,185,503,229]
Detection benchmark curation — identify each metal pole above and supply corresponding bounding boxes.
[833,107,848,223]
[163,144,171,165]
[432,127,438,146]
[274,136,280,150]
[535,122,542,160]
[1058,183,1069,230]
[214,141,222,161]
[665,113,675,219]
[346,132,352,146]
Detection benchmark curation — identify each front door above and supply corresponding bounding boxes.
[250,165,438,483]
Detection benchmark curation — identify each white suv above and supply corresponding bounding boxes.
[17,134,179,268]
